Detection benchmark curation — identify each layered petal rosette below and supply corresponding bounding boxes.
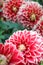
[17,1,43,29]
[5,30,43,65]
[0,43,24,65]
[3,0,25,22]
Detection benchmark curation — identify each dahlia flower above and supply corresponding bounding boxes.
[5,30,43,65]
[32,16,43,36]
[35,21,43,36]
[17,1,43,29]
[3,0,25,22]
[0,43,24,65]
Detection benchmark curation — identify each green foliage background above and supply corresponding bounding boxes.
[33,0,43,5]
[0,20,25,43]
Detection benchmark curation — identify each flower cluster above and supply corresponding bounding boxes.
[5,30,43,65]
[0,0,43,65]
[2,0,43,36]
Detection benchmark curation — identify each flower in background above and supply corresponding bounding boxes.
[35,21,43,36]
[5,30,43,65]
[32,16,43,37]
[0,43,24,65]
[3,0,25,22]
[17,1,43,29]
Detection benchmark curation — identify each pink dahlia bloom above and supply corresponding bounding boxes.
[0,43,24,65]
[3,0,25,22]
[5,30,43,65]
[17,1,43,29]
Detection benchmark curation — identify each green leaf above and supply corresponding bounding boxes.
[40,61,43,65]
[0,39,2,43]
[0,20,25,43]
[0,9,2,12]
[0,22,8,30]
[0,30,4,34]
[0,35,5,39]
[33,0,43,5]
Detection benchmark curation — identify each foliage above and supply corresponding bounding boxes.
[33,0,43,5]
[0,19,25,43]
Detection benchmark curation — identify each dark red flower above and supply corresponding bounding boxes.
[35,21,43,36]
[17,1,43,29]
[32,16,43,36]
[3,0,25,22]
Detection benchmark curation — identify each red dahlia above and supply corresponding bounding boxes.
[17,1,43,29]
[0,43,24,65]
[5,30,43,65]
[3,0,25,22]
[35,21,43,36]
[32,16,43,36]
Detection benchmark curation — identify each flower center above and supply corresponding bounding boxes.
[30,14,36,21]
[13,7,17,13]
[18,44,26,52]
[0,54,8,65]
